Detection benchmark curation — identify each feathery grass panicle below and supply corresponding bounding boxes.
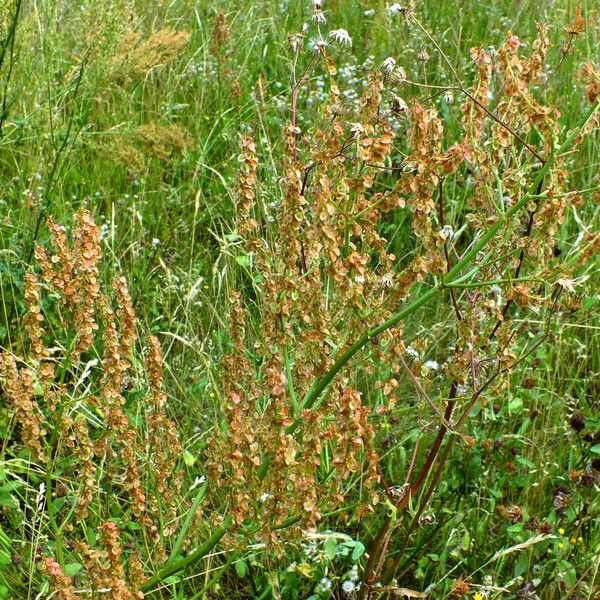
[112,27,190,80]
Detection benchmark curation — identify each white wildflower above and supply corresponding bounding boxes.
[364,9,375,16]
[329,28,352,46]
[311,38,329,53]
[318,577,332,592]
[349,122,365,137]
[441,224,454,239]
[36,483,46,512]
[312,9,326,23]
[424,360,439,371]
[342,580,357,595]
[405,345,419,359]
[387,3,403,15]
[381,273,393,287]
[381,56,397,74]
[417,46,430,62]
[190,476,206,490]
[491,285,502,307]
[444,90,454,104]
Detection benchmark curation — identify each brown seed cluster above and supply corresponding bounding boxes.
[1,209,183,594]
[0,353,47,462]
[207,26,596,550]
[41,558,78,600]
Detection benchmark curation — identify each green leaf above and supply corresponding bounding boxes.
[0,482,22,494]
[589,444,600,456]
[324,538,337,559]
[64,563,82,577]
[514,555,528,578]
[351,542,365,561]
[0,494,16,509]
[508,397,523,413]
[235,255,250,267]
[183,450,196,467]
[235,559,247,578]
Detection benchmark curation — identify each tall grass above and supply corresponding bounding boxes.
[0,1,598,598]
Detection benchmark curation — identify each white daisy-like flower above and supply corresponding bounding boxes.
[310,38,329,53]
[318,577,333,592]
[380,56,397,74]
[342,580,357,595]
[329,28,352,46]
[312,9,326,23]
[441,224,454,239]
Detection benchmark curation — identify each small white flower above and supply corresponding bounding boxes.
[349,122,365,137]
[311,38,329,52]
[444,90,454,104]
[152,238,160,246]
[388,1,415,15]
[329,28,352,46]
[441,224,454,239]
[380,57,397,75]
[36,483,46,512]
[491,284,502,307]
[405,345,419,359]
[260,492,271,502]
[381,273,393,287]
[312,9,326,23]
[424,360,439,371]
[190,476,206,490]
[342,580,357,595]
[364,9,375,16]
[318,577,332,592]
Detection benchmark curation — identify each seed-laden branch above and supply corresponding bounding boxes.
[408,13,546,164]
[139,99,598,595]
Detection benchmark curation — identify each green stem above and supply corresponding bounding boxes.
[446,276,546,289]
[140,517,233,593]
[284,345,298,414]
[167,483,208,563]
[289,286,439,434]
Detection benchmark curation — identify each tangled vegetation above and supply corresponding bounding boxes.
[0,1,598,598]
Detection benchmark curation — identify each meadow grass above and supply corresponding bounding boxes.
[0,0,598,598]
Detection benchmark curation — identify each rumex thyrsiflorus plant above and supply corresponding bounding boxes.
[0,1,598,599]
